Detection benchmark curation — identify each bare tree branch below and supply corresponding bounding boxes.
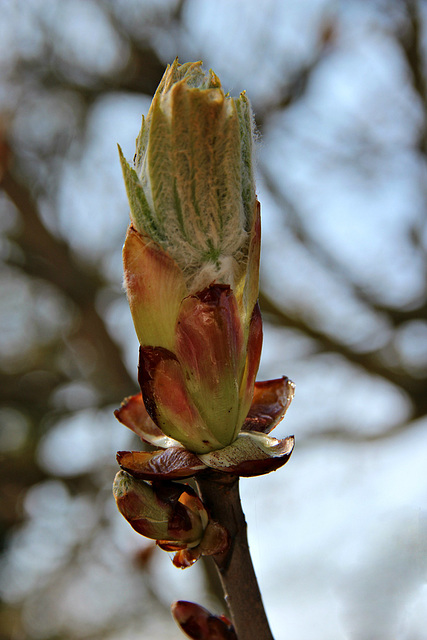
[2,169,135,403]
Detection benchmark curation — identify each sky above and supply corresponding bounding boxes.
[1,0,427,638]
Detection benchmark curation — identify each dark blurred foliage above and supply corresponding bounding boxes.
[1,0,427,638]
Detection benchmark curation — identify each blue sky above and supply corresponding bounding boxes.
[1,1,427,638]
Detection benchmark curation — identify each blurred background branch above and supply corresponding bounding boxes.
[1,0,427,638]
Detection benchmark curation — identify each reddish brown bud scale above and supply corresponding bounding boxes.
[116,449,205,480]
[171,600,237,640]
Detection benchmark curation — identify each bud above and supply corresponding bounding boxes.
[171,601,237,640]
[113,470,206,548]
[117,60,295,483]
[113,471,229,567]
[119,59,262,454]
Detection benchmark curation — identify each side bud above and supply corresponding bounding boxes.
[113,470,206,547]
[172,601,237,640]
[113,471,229,567]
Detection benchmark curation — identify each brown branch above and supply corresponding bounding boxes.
[259,161,427,328]
[259,289,427,419]
[255,15,336,130]
[10,7,170,106]
[296,414,421,445]
[399,0,427,153]
[1,168,135,403]
[197,474,274,640]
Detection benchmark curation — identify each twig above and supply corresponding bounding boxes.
[197,473,274,640]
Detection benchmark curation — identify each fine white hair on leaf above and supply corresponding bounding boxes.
[121,60,256,292]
